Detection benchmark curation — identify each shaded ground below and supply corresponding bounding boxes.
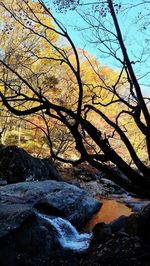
[15,235,150,266]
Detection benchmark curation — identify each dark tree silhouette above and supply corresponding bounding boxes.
[0,0,150,196]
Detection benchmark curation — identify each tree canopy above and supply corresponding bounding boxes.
[0,0,150,196]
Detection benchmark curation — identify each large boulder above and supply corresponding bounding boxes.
[0,145,61,183]
[0,205,59,266]
[0,180,101,266]
[125,203,150,243]
[0,180,101,227]
[110,215,127,233]
[92,222,112,244]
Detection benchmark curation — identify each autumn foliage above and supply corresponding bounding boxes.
[0,0,150,195]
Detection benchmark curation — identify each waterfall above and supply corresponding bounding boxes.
[38,213,93,252]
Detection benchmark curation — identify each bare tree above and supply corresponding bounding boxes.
[0,0,150,196]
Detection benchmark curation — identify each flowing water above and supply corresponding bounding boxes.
[37,197,150,251]
[38,213,92,252]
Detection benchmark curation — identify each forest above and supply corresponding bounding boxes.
[0,1,150,265]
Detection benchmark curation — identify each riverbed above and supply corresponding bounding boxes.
[85,196,150,231]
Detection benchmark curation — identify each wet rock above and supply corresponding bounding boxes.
[125,213,139,236]
[125,200,149,212]
[139,203,150,240]
[0,145,61,184]
[38,181,102,228]
[125,203,150,243]
[110,215,127,233]
[1,180,150,266]
[0,180,101,228]
[0,207,58,266]
[0,180,101,265]
[92,222,112,243]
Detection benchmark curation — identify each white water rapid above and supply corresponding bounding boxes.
[38,213,93,252]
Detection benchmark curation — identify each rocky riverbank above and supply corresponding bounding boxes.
[1,180,150,266]
[1,145,150,265]
[0,180,101,266]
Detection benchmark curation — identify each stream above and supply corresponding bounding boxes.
[85,198,132,230]
[86,196,150,231]
[38,213,93,252]
[38,195,149,252]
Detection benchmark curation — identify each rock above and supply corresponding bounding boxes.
[125,200,150,212]
[47,234,150,266]
[0,180,101,228]
[80,181,103,197]
[0,206,58,266]
[110,215,127,233]
[139,203,150,241]
[84,235,150,266]
[73,167,97,181]
[100,178,127,195]
[80,179,128,198]
[92,222,112,243]
[125,203,150,243]
[0,180,101,266]
[1,180,150,266]
[0,145,61,184]
[125,213,139,236]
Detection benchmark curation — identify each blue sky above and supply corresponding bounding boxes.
[48,0,150,97]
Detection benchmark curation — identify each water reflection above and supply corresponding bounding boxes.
[86,199,132,231]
